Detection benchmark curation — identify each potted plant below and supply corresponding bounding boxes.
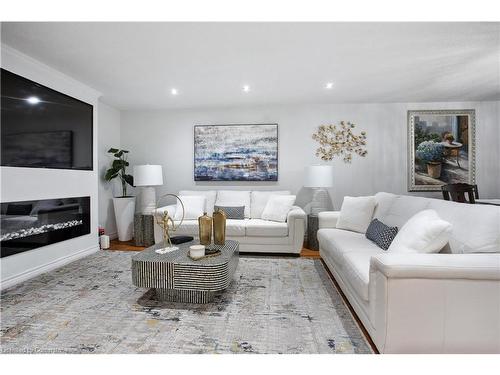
[416,141,444,178]
[104,148,135,241]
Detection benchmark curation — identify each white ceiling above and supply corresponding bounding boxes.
[2,22,499,110]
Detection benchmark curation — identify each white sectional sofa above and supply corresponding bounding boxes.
[318,192,500,353]
[154,190,306,254]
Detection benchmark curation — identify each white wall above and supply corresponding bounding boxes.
[1,45,101,289]
[97,102,121,238]
[120,101,500,210]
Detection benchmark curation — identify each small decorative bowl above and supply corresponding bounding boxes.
[189,244,205,259]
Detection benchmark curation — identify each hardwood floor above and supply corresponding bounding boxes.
[107,239,321,258]
[300,247,321,258]
[108,239,145,251]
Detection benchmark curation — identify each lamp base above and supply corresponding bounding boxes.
[138,186,157,214]
[310,188,330,214]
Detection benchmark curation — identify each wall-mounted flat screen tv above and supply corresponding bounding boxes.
[1,68,93,170]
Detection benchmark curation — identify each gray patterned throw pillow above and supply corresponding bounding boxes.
[365,219,398,250]
[214,206,245,220]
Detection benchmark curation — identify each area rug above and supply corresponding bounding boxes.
[1,251,373,354]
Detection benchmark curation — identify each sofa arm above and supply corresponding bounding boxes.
[370,253,500,280]
[287,206,306,253]
[318,211,340,229]
[288,205,306,221]
[369,252,500,353]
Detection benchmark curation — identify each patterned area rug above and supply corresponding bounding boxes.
[1,251,373,354]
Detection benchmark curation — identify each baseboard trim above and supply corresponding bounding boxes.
[0,245,99,291]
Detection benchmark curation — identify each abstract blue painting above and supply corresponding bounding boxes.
[194,124,278,181]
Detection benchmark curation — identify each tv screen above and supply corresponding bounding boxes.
[1,69,93,170]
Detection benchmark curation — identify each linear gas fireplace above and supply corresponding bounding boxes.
[0,196,90,258]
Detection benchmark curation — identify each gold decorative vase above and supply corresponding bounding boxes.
[212,208,227,245]
[198,212,212,246]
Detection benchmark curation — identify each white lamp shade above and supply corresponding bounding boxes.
[133,165,163,186]
[304,165,334,188]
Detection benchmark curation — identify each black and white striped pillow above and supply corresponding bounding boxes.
[214,205,245,220]
[365,219,398,250]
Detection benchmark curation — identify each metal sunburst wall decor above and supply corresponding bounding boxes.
[312,121,367,163]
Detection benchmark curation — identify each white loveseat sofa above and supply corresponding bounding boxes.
[318,192,500,353]
[154,190,306,254]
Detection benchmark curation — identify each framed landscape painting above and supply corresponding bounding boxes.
[408,109,476,192]
[194,124,278,181]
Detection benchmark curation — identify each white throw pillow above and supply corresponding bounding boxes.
[336,196,377,233]
[174,195,206,221]
[388,209,452,253]
[179,190,217,215]
[215,190,251,218]
[261,195,296,222]
[250,190,291,218]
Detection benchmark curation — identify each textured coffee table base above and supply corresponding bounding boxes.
[132,240,239,304]
[155,288,216,303]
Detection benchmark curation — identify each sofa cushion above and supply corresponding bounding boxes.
[261,195,296,222]
[214,205,245,220]
[226,219,247,237]
[250,190,291,219]
[366,218,398,250]
[245,219,289,237]
[179,190,217,215]
[174,195,206,220]
[388,209,452,254]
[374,193,430,229]
[174,219,246,237]
[173,220,199,236]
[336,196,377,233]
[317,228,383,268]
[216,190,251,218]
[374,192,500,254]
[427,199,500,253]
[373,192,397,218]
[343,252,372,301]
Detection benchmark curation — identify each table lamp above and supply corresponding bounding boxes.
[133,164,163,214]
[305,165,334,214]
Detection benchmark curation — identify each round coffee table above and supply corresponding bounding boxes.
[131,240,239,303]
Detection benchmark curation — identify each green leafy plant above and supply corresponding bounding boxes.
[104,148,134,197]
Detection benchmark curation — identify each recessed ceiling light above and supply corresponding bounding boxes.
[26,96,41,104]
[242,85,250,93]
[171,88,178,96]
[325,82,334,89]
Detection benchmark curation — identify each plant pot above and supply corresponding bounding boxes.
[113,197,136,241]
[426,162,442,179]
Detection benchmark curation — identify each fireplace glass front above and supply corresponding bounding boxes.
[0,196,90,258]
